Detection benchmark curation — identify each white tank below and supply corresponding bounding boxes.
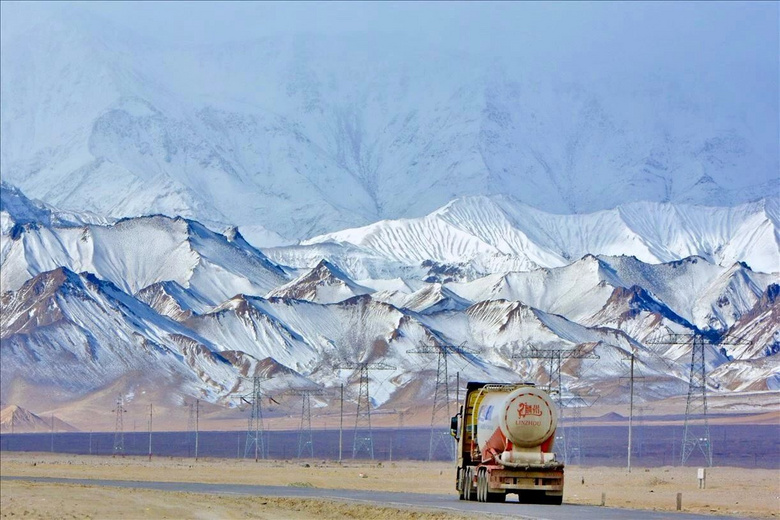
[475,385,557,463]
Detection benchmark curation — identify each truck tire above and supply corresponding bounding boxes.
[464,467,475,501]
[458,467,465,500]
[477,468,487,502]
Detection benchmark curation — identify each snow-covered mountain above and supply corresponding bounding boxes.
[1,187,777,426]
[0,405,77,433]
[291,196,779,276]
[1,9,776,242]
[266,259,374,304]
[1,184,288,305]
[447,255,776,331]
[0,267,241,396]
[136,280,214,321]
[374,283,472,314]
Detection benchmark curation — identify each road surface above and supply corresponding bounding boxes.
[2,475,743,520]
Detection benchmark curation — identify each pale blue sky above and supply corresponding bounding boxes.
[2,1,778,148]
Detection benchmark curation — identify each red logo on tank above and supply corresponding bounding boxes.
[517,402,543,418]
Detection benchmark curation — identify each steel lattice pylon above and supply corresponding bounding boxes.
[649,332,750,467]
[353,364,374,459]
[408,343,476,461]
[681,335,712,466]
[245,378,266,461]
[243,376,268,461]
[282,388,325,459]
[427,349,453,461]
[565,397,583,465]
[112,394,126,455]
[185,402,196,457]
[635,405,651,461]
[298,392,314,458]
[514,345,599,465]
[334,361,395,460]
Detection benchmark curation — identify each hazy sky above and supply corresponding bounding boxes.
[3,1,777,59]
[1,1,778,137]
[3,2,776,88]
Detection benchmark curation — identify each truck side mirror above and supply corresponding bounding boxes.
[450,413,460,440]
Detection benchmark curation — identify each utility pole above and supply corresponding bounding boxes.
[112,394,126,456]
[195,399,199,461]
[339,383,344,462]
[514,344,600,464]
[456,371,460,410]
[334,361,396,459]
[618,349,646,472]
[407,342,477,461]
[50,413,54,453]
[627,353,635,472]
[148,403,153,461]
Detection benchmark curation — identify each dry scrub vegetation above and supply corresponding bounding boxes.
[1,453,778,519]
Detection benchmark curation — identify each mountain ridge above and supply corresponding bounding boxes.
[1,12,776,242]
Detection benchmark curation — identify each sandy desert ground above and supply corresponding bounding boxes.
[1,453,778,519]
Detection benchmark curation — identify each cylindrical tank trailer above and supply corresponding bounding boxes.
[451,382,564,504]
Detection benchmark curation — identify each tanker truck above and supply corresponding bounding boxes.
[450,382,564,504]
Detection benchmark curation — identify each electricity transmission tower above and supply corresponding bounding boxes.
[407,342,477,461]
[186,402,195,455]
[283,388,326,458]
[388,408,408,462]
[653,333,748,466]
[556,394,594,465]
[635,405,652,461]
[239,376,277,461]
[514,344,600,465]
[184,399,200,460]
[112,394,127,455]
[335,361,395,459]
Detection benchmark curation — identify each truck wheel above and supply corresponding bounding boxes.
[464,467,475,501]
[477,468,487,502]
[458,467,465,500]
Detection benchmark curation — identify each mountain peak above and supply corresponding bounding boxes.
[0,405,78,433]
[267,258,373,304]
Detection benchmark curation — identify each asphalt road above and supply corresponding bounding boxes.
[2,476,743,520]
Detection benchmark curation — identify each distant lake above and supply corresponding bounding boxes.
[2,424,777,468]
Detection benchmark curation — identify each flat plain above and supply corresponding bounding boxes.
[1,453,778,519]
